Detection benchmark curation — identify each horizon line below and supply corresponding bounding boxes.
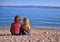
[0,5,60,8]
[0,4,60,7]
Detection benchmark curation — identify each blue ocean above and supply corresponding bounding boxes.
[0,6,60,29]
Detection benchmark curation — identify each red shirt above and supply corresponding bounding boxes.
[10,22,21,34]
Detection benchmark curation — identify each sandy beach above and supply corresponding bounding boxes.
[0,29,60,42]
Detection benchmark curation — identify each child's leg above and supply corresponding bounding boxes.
[20,28,25,35]
[24,30,30,35]
[22,31,26,35]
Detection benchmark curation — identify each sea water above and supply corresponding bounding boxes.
[0,6,60,29]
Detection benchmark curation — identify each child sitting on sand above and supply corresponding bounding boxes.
[10,15,21,35]
[21,18,30,35]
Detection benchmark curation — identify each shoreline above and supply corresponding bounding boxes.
[0,28,60,30]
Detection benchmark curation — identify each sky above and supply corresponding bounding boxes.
[0,0,60,7]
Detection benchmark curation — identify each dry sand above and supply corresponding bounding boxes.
[0,29,60,42]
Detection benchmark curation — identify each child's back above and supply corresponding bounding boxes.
[21,18,30,35]
[10,22,21,35]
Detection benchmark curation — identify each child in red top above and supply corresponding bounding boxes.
[10,15,21,35]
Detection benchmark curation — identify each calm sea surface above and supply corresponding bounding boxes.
[0,6,60,29]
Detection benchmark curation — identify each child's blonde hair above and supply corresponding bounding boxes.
[22,18,30,30]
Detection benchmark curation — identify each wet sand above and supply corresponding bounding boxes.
[0,29,60,42]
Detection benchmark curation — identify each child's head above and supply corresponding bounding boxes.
[23,18,30,30]
[14,15,21,23]
[23,18,29,24]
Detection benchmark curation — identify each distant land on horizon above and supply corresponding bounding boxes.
[0,5,60,9]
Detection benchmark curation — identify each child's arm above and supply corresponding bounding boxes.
[28,25,30,30]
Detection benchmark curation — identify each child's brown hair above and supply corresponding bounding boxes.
[14,15,21,22]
